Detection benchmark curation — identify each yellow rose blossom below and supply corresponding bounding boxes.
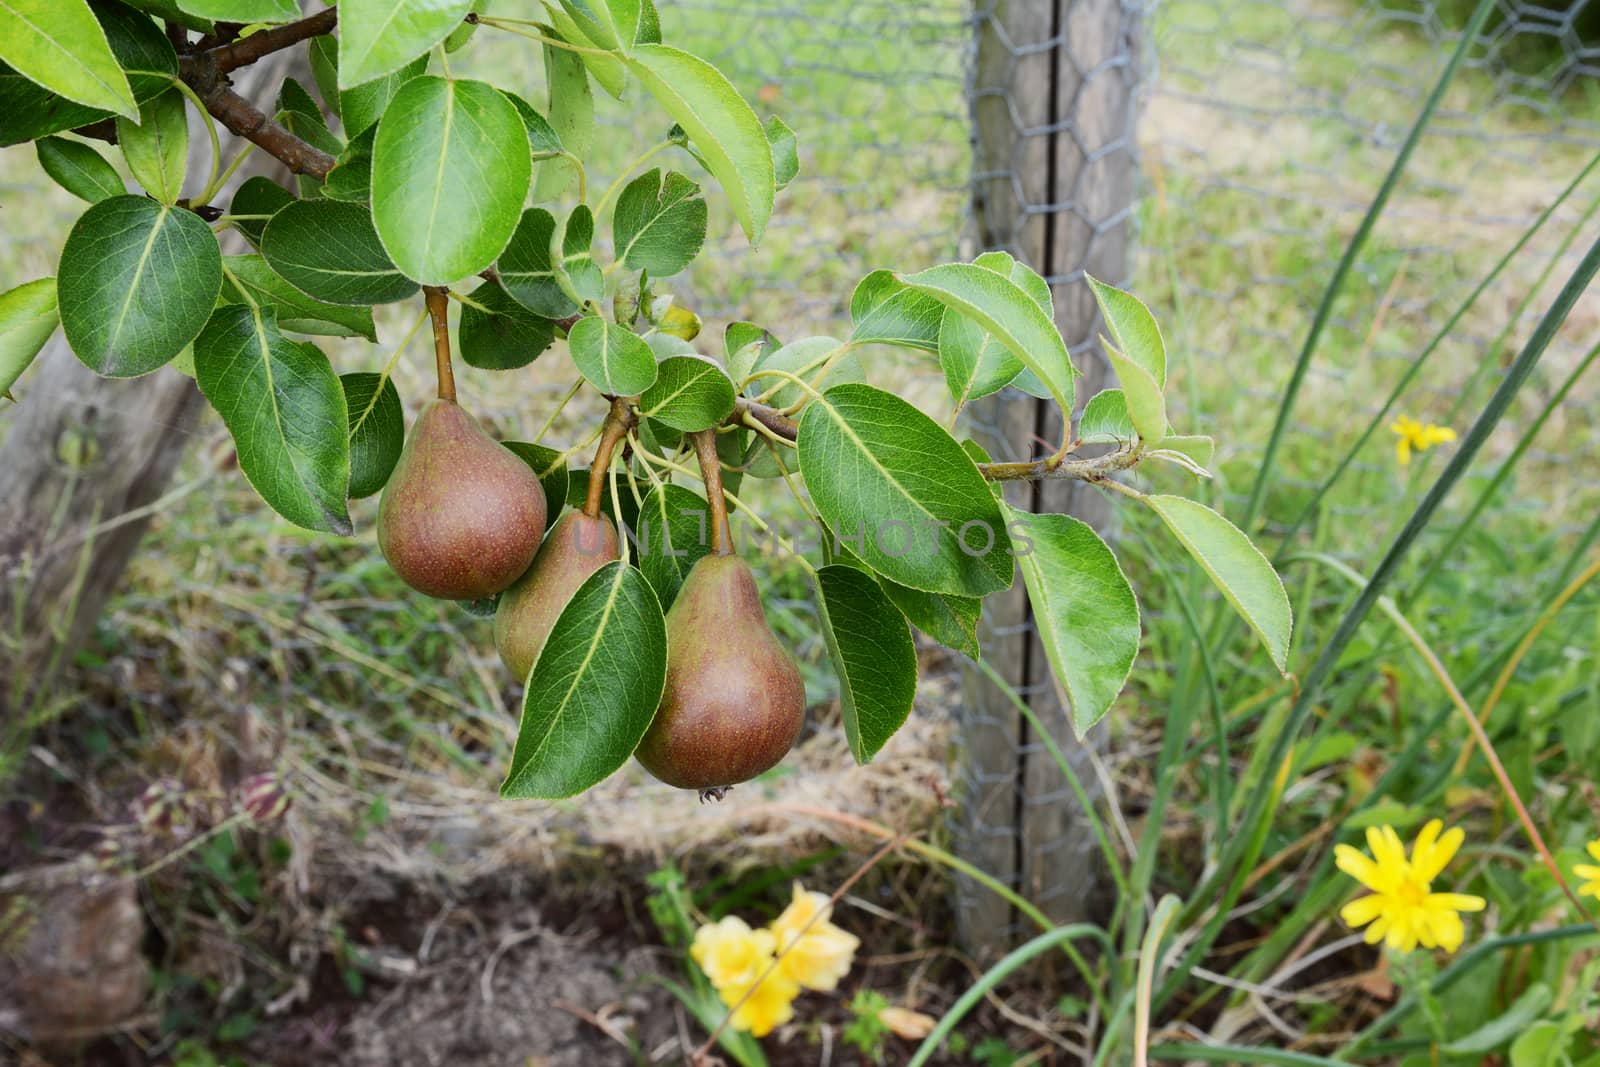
[1573,839,1600,901]
[1391,414,1457,467]
[716,969,801,1037]
[769,881,860,992]
[1334,820,1486,953]
[690,916,778,989]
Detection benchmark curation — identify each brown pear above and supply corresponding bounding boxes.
[377,398,546,599]
[635,554,806,791]
[493,511,620,679]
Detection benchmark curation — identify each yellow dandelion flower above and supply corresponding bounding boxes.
[1391,415,1457,467]
[769,882,860,992]
[691,916,777,990]
[716,968,801,1037]
[1334,820,1485,953]
[1573,839,1600,901]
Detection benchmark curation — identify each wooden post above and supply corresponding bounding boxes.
[957,0,1143,951]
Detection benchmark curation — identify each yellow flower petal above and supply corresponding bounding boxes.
[1334,845,1386,892]
[1340,894,1386,927]
[718,971,800,1038]
[1585,839,1600,865]
[692,916,777,990]
[1411,822,1463,882]
[1427,892,1485,913]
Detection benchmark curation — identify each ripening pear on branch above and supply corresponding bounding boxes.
[495,510,621,680]
[377,399,547,601]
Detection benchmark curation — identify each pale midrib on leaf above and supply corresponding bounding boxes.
[421,80,456,270]
[813,400,946,531]
[0,0,128,105]
[106,205,169,372]
[516,565,626,776]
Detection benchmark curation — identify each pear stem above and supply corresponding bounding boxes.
[424,287,456,403]
[690,430,732,556]
[583,397,635,520]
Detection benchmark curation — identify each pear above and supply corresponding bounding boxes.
[377,398,546,599]
[494,511,619,680]
[635,554,806,791]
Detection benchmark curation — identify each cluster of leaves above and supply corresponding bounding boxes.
[0,0,1291,801]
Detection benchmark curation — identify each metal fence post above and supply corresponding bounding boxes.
[957,0,1144,950]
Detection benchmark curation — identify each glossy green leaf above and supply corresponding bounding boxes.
[1104,341,1166,445]
[275,77,341,177]
[502,440,570,522]
[308,34,339,119]
[501,561,667,798]
[116,87,187,203]
[497,208,576,318]
[458,281,555,370]
[125,0,213,32]
[902,261,1075,417]
[1087,274,1165,387]
[566,315,657,396]
[177,0,298,20]
[220,255,377,341]
[1078,388,1134,444]
[0,0,137,118]
[340,54,427,136]
[878,579,980,659]
[322,124,375,202]
[635,483,713,609]
[546,8,626,98]
[337,0,473,89]
[815,564,917,764]
[230,175,293,248]
[371,76,531,284]
[193,305,352,535]
[849,269,944,352]
[36,136,123,202]
[798,383,1013,596]
[261,198,418,306]
[1008,508,1139,736]
[627,44,773,244]
[1151,435,1215,473]
[340,371,403,499]
[939,309,1024,409]
[765,115,798,189]
[532,41,591,201]
[614,169,706,277]
[747,334,861,409]
[0,278,59,397]
[0,4,174,146]
[640,354,734,432]
[506,92,563,158]
[58,196,220,377]
[1145,494,1291,672]
[561,204,603,307]
[558,0,640,52]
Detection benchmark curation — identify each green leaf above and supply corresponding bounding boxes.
[545,9,627,98]
[58,195,220,377]
[566,315,657,396]
[193,305,353,535]
[798,384,1013,597]
[505,92,563,158]
[635,483,713,609]
[340,54,427,137]
[1509,1022,1565,1067]
[1443,984,1552,1055]
[371,76,531,284]
[1087,275,1165,387]
[532,40,591,201]
[176,0,298,20]
[902,261,1075,416]
[815,564,917,764]
[275,77,341,176]
[337,0,473,89]
[561,204,603,307]
[1008,508,1139,736]
[626,44,773,244]
[1150,434,1215,474]
[558,0,640,53]
[308,34,339,120]
[725,320,776,364]
[765,115,798,189]
[0,3,174,146]
[613,169,706,277]
[849,269,944,352]
[640,354,734,432]
[0,0,137,118]
[502,440,569,522]
[116,87,187,203]
[340,371,403,499]
[125,0,212,32]
[458,281,555,370]
[877,579,980,659]
[747,334,860,409]
[939,306,1023,410]
[497,208,576,318]
[1104,341,1166,445]
[230,175,293,248]
[261,198,419,306]
[220,255,377,341]
[36,136,123,202]
[1144,495,1291,673]
[322,124,375,202]
[0,278,59,397]
[1078,388,1134,444]
[501,561,667,799]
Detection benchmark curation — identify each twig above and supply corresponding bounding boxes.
[188,72,336,178]
[584,398,636,519]
[689,430,731,555]
[424,287,455,402]
[206,8,338,72]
